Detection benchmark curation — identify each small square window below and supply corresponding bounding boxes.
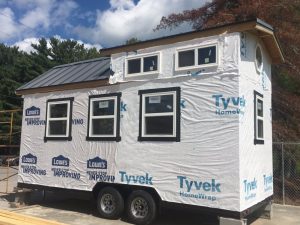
[254,91,264,144]
[87,93,121,141]
[178,50,195,68]
[128,58,141,74]
[198,46,216,65]
[45,98,73,141]
[138,87,180,142]
[143,55,158,72]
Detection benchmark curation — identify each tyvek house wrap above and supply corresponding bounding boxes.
[18,33,272,212]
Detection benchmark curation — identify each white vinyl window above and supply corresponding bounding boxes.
[254,92,264,144]
[138,87,180,142]
[125,52,160,77]
[175,44,218,71]
[87,93,121,141]
[45,99,72,140]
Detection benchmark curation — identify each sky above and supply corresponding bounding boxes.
[0,0,207,52]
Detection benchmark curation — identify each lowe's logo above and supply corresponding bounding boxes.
[212,94,245,116]
[244,178,257,200]
[21,153,37,164]
[25,106,40,116]
[119,171,153,185]
[52,155,69,167]
[87,157,107,169]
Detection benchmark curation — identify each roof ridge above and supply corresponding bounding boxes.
[54,57,110,68]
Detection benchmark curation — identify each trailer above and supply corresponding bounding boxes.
[16,19,284,225]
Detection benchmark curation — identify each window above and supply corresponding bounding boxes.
[87,93,121,141]
[45,97,74,141]
[176,44,218,71]
[138,87,180,142]
[126,53,160,76]
[255,45,263,72]
[254,91,264,144]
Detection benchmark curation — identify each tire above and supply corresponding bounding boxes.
[126,190,157,225]
[97,186,124,219]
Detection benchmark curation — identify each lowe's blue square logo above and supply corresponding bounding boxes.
[25,106,40,116]
[52,155,69,167]
[21,153,37,164]
[87,157,107,169]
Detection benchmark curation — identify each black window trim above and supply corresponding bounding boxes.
[86,93,121,142]
[44,97,74,142]
[254,90,264,145]
[138,87,181,142]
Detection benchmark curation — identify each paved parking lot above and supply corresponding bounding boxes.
[6,196,300,225]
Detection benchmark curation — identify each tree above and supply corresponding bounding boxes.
[156,0,300,141]
[125,37,140,45]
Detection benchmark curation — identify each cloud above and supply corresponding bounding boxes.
[13,36,102,53]
[0,0,78,42]
[73,0,208,47]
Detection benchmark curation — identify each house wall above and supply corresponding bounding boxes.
[238,32,273,211]
[19,33,243,211]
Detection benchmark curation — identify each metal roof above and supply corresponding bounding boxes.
[17,57,111,91]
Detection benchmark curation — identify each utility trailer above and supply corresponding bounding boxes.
[16,19,284,225]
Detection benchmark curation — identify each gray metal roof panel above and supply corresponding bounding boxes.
[17,57,111,91]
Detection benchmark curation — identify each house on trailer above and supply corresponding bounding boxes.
[16,19,284,225]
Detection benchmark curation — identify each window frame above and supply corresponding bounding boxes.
[255,44,263,73]
[175,44,218,71]
[86,93,121,142]
[125,52,161,77]
[44,97,74,142]
[138,87,180,142]
[254,91,264,145]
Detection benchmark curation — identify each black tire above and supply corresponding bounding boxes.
[126,190,157,225]
[97,186,124,219]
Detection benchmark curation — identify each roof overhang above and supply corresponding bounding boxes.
[100,18,284,64]
[16,79,109,96]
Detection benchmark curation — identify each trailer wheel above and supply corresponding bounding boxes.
[97,187,124,219]
[126,190,157,225]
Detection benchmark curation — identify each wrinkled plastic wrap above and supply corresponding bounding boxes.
[18,32,273,212]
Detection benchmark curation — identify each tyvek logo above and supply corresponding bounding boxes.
[25,106,40,116]
[21,153,37,164]
[119,171,153,185]
[212,94,245,116]
[52,155,69,167]
[244,178,257,201]
[87,157,107,169]
[177,176,221,202]
[263,174,273,192]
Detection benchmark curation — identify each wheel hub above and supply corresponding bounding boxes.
[131,197,149,219]
[100,193,116,214]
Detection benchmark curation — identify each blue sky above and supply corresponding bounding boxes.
[0,0,207,52]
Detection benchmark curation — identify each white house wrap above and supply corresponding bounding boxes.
[17,19,284,219]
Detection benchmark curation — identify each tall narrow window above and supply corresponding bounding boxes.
[87,93,121,141]
[254,91,264,144]
[138,87,180,142]
[45,97,74,141]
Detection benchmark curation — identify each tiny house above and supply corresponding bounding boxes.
[16,19,284,225]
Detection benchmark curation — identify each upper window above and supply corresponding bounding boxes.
[254,91,264,144]
[126,53,160,77]
[255,45,263,72]
[138,87,180,142]
[45,98,74,141]
[175,44,218,71]
[87,93,121,141]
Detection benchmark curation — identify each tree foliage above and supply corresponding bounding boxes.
[156,0,300,141]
